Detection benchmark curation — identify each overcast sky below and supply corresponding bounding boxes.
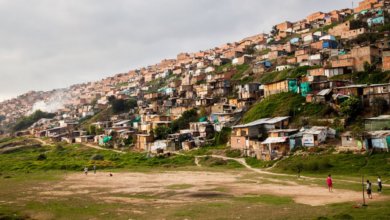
[0,0,359,101]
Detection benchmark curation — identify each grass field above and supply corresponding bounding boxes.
[1,137,390,219]
[1,170,390,220]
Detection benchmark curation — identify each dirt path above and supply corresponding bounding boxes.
[32,138,52,146]
[194,157,201,167]
[196,154,390,187]
[83,143,125,154]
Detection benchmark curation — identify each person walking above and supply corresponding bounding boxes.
[377,176,382,193]
[327,174,333,192]
[84,167,88,175]
[367,180,373,199]
[93,165,96,174]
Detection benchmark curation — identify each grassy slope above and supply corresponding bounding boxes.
[272,149,390,178]
[242,92,328,124]
[256,66,316,84]
[330,70,390,84]
[0,141,194,172]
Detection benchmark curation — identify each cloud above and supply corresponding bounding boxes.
[0,0,359,101]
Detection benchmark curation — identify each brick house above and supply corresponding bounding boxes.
[306,12,326,23]
[383,51,390,71]
[230,117,290,156]
[329,21,351,37]
[362,83,390,106]
[341,28,366,40]
[351,46,380,71]
[263,79,298,97]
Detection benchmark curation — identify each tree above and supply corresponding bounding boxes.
[213,127,232,146]
[372,97,388,116]
[340,96,362,121]
[270,25,279,36]
[154,126,172,140]
[88,125,97,135]
[363,61,376,72]
[123,136,133,146]
[12,110,56,131]
[108,96,138,114]
[171,109,199,132]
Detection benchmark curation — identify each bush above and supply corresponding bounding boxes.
[171,109,198,132]
[340,96,362,121]
[90,154,104,161]
[213,127,232,146]
[225,149,241,158]
[154,126,172,140]
[108,96,137,114]
[37,154,47,161]
[12,110,56,131]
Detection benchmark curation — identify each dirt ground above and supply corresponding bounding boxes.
[37,171,385,207]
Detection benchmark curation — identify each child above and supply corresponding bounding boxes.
[327,174,333,192]
[367,180,373,199]
[378,176,382,193]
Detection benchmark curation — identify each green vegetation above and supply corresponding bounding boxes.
[236,63,250,75]
[171,109,198,132]
[166,184,194,190]
[198,156,244,169]
[0,141,195,172]
[234,194,293,205]
[225,149,241,158]
[348,32,384,45]
[330,70,390,84]
[183,144,226,156]
[257,65,319,84]
[242,92,329,124]
[340,96,362,122]
[213,127,231,146]
[273,150,390,177]
[238,76,254,85]
[12,110,55,132]
[245,157,276,168]
[108,96,137,114]
[154,126,172,140]
[215,63,233,73]
[81,108,112,126]
[257,69,290,84]
[114,82,129,88]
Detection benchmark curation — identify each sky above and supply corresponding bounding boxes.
[0,0,360,102]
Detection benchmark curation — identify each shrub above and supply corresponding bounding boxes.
[12,110,56,131]
[154,126,172,140]
[37,154,47,161]
[171,109,198,132]
[225,149,241,158]
[108,96,137,114]
[213,127,232,146]
[340,96,362,121]
[90,154,104,161]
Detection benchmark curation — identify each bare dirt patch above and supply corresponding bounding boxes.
[36,171,386,207]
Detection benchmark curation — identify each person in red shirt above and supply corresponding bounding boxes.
[327,174,333,192]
